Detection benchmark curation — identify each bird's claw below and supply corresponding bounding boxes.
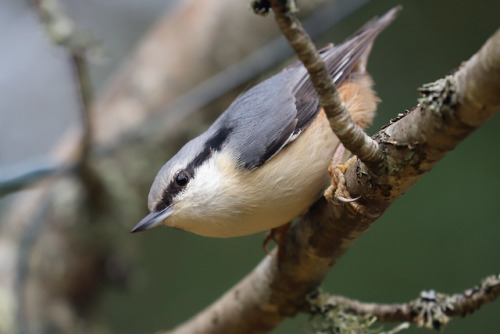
[337,195,361,203]
[324,155,376,217]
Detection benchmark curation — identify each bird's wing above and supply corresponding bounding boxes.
[214,7,399,169]
[212,71,299,169]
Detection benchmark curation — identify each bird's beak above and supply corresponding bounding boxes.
[131,207,174,233]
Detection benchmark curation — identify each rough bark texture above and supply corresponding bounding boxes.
[309,274,500,328]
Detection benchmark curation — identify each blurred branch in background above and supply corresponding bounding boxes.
[8,1,112,333]
[0,159,72,197]
[0,0,104,198]
[69,50,108,210]
[13,0,105,208]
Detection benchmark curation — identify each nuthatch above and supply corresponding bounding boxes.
[132,8,398,237]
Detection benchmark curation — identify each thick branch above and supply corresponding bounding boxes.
[269,0,384,172]
[167,26,500,334]
[349,28,500,203]
[308,274,500,329]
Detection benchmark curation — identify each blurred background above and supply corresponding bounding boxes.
[0,0,499,333]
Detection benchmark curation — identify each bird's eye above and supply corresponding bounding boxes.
[175,170,190,187]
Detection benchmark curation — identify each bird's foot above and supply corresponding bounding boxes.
[325,155,376,217]
[325,155,358,202]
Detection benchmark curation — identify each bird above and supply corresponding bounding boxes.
[131,7,399,238]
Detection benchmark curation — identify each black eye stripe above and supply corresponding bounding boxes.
[155,200,168,212]
[184,127,232,174]
[158,170,190,211]
[155,127,232,211]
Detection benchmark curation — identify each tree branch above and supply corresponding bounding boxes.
[308,274,500,330]
[268,0,386,172]
[166,22,500,334]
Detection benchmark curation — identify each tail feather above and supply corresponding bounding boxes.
[322,6,400,82]
[290,7,400,131]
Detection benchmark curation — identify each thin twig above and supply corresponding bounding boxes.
[308,274,500,330]
[69,50,106,209]
[70,51,93,166]
[268,0,384,172]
